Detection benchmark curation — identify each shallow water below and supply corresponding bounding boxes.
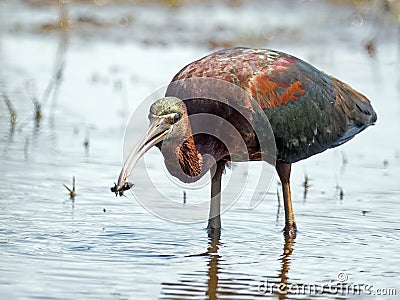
[1,1,400,299]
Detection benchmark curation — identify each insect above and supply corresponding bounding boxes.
[111,181,134,197]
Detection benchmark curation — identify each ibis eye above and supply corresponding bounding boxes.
[173,113,181,123]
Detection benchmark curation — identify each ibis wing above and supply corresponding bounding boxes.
[250,55,377,162]
[328,77,377,148]
[168,47,377,163]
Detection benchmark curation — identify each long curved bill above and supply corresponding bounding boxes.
[112,117,171,196]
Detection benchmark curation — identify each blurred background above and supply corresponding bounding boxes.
[0,0,399,299]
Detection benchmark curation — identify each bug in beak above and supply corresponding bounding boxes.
[111,116,173,196]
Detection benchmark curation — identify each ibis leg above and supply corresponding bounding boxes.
[276,161,297,236]
[207,160,225,230]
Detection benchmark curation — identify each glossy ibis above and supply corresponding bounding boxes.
[113,47,377,236]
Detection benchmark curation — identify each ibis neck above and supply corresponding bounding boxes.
[163,134,228,183]
[176,136,203,179]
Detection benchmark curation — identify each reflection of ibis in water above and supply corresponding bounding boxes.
[113,47,377,236]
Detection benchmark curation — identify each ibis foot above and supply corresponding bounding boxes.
[283,222,297,237]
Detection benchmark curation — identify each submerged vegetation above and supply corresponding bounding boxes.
[63,176,76,200]
[2,94,17,127]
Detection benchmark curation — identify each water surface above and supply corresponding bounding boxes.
[0,1,399,299]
